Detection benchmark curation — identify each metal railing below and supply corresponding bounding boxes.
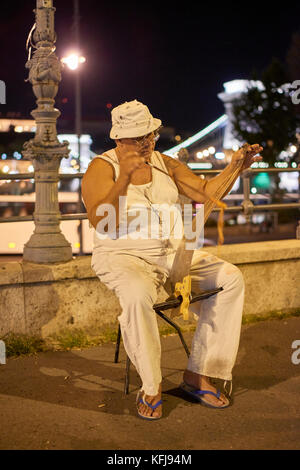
[194,168,300,217]
[0,167,300,239]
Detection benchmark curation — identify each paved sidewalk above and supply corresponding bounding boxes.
[0,316,299,450]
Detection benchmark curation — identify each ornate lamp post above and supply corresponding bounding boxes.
[23,0,72,263]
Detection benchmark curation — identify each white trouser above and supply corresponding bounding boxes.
[91,248,245,396]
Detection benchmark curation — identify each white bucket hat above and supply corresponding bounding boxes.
[109,99,162,140]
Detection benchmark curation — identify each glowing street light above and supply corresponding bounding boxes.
[61,50,86,256]
[60,1,87,257]
[60,51,86,170]
[61,53,86,71]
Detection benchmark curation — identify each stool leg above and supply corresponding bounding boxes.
[156,310,190,358]
[114,325,130,395]
[114,324,122,363]
[124,355,131,395]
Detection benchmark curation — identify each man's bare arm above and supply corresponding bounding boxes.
[82,151,147,230]
[162,144,262,203]
[81,159,130,230]
[203,143,263,199]
[161,154,208,203]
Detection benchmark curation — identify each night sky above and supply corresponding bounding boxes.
[1,0,300,136]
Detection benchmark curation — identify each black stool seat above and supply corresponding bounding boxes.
[114,287,223,394]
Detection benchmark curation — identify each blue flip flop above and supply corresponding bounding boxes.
[136,390,163,421]
[179,382,230,409]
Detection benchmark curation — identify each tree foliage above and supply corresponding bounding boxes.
[231,58,299,164]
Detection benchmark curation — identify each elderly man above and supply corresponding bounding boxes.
[82,100,262,420]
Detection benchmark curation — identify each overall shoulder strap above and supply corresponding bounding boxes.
[154,151,177,181]
[94,151,118,181]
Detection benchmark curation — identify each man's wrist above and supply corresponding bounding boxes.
[227,160,244,174]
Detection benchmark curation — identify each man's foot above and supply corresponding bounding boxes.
[182,370,229,408]
[136,383,162,420]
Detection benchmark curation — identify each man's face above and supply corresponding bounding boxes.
[117,131,158,161]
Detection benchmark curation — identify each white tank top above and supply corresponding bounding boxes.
[89,149,183,253]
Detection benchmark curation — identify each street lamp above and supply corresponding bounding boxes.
[23,0,72,263]
[61,52,86,170]
[61,51,86,255]
[61,53,86,71]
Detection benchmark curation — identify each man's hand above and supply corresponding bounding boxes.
[118,151,146,180]
[231,143,263,171]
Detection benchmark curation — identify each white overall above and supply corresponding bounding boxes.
[90,149,245,396]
